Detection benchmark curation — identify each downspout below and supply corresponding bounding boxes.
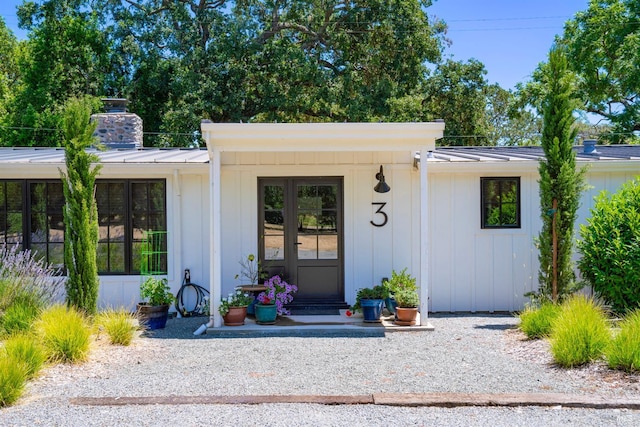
[194,141,222,334]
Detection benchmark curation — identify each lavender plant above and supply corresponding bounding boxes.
[0,243,64,312]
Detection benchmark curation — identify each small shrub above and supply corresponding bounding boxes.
[36,305,91,363]
[0,355,28,407]
[550,295,611,367]
[606,309,640,372]
[2,334,46,379]
[0,299,40,337]
[518,303,562,339]
[95,309,137,346]
[577,178,640,314]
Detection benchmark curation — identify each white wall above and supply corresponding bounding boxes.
[427,163,639,313]
[218,151,421,306]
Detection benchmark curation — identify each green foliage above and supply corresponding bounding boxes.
[0,299,40,337]
[578,178,640,313]
[140,277,174,306]
[0,355,27,407]
[60,97,102,315]
[383,268,418,307]
[560,0,640,141]
[549,295,611,368]
[353,285,389,312]
[36,304,91,363]
[2,334,46,380]
[394,288,420,308]
[536,46,587,303]
[606,309,640,372]
[218,289,254,316]
[94,309,137,346]
[518,303,562,339]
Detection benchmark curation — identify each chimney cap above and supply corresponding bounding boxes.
[101,98,128,113]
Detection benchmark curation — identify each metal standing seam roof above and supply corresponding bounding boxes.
[1,145,639,165]
[0,147,210,164]
[428,145,640,162]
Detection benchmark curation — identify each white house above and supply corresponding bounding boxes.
[1,122,638,328]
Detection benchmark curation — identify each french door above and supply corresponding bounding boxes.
[259,178,343,301]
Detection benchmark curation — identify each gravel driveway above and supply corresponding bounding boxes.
[1,314,639,426]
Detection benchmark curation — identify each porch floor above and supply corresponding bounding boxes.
[204,312,434,338]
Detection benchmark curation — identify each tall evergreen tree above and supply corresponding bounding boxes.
[537,46,586,302]
[60,97,101,314]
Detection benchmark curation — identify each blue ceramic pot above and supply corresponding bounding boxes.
[254,303,277,324]
[361,299,384,322]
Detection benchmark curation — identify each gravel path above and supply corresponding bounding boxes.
[1,314,639,426]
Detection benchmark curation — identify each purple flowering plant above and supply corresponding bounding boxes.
[257,275,298,315]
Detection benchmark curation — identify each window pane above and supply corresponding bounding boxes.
[131,183,148,211]
[6,211,23,244]
[47,183,64,212]
[481,177,520,228]
[48,214,64,242]
[31,243,46,261]
[7,182,22,211]
[30,183,46,213]
[149,182,165,212]
[49,243,64,267]
[109,183,125,214]
[31,213,47,243]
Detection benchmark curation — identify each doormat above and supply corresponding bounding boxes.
[287,307,340,316]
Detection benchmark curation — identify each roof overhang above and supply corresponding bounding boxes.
[201,122,445,154]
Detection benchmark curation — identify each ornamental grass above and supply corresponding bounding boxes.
[0,355,27,407]
[518,303,562,339]
[549,295,611,368]
[2,333,46,380]
[94,308,137,346]
[606,309,640,372]
[35,305,91,363]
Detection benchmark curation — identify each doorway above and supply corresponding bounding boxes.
[259,178,344,304]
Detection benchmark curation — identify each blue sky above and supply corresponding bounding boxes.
[1,0,589,90]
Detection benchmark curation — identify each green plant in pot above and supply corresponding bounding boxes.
[353,285,388,322]
[137,276,174,330]
[218,289,253,326]
[394,288,420,326]
[383,268,417,314]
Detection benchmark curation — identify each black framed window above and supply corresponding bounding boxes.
[1,179,166,274]
[481,177,520,229]
[0,181,24,248]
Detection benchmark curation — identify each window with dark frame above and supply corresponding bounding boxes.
[0,179,166,274]
[481,177,521,229]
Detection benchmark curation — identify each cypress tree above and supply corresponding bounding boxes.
[60,97,101,315]
[537,46,586,302]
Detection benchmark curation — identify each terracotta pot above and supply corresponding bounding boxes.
[223,306,247,326]
[394,307,418,326]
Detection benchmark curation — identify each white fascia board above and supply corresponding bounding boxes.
[201,122,445,154]
[427,158,640,175]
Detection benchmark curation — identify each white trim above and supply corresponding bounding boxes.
[419,146,429,325]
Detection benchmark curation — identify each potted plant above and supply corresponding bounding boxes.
[394,288,420,325]
[218,289,253,326]
[255,275,298,324]
[383,268,417,314]
[235,253,268,286]
[137,276,174,330]
[353,285,388,322]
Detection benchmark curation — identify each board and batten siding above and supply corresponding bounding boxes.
[218,151,421,306]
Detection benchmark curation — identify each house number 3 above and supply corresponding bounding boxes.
[370,202,388,227]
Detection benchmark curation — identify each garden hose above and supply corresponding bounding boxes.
[174,269,210,317]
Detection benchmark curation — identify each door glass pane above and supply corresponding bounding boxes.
[263,185,284,261]
[265,235,284,260]
[297,234,317,259]
[318,235,338,259]
[7,182,22,210]
[7,212,23,244]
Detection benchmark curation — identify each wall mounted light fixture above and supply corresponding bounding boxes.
[374,165,391,193]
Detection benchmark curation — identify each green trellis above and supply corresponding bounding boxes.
[140,230,168,276]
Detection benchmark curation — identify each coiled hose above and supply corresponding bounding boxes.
[174,269,210,317]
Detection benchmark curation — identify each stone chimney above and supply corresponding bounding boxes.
[91,98,143,149]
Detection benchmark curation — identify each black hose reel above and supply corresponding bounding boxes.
[174,269,210,317]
